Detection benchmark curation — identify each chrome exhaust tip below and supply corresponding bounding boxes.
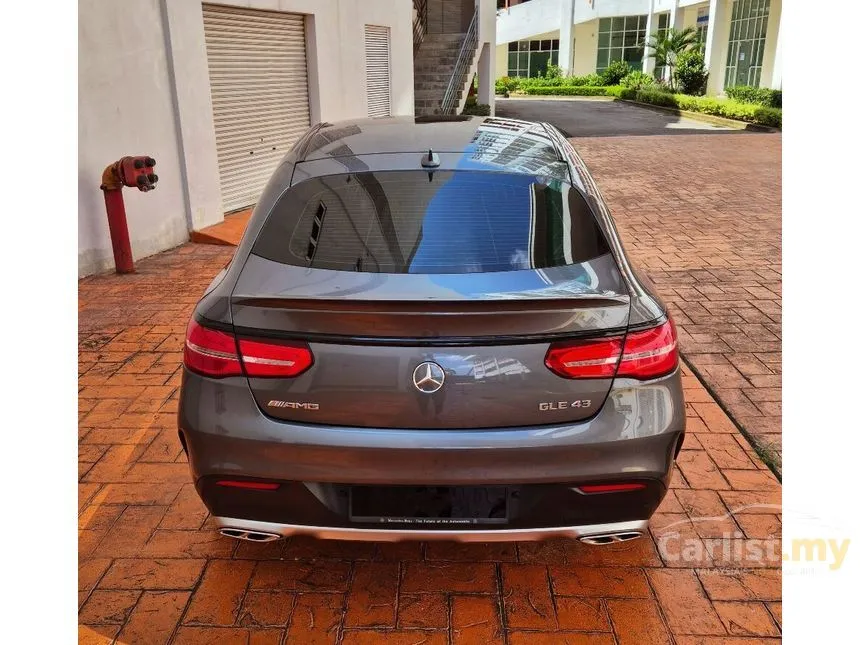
[579,531,642,545]
[219,528,282,543]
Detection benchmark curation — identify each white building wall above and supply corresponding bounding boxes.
[705,0,732,94]
[682,2,707,29]
[79,0,414,277]
[573,0,650,23]
[496,44,509,78]
[497,0,564,45]
[79,0,190,278]
[572,21,598,76]
[477,0,499,110]
[759,0,782,89]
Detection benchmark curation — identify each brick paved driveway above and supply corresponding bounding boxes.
[79,245,782,644]
[497,100,782,470]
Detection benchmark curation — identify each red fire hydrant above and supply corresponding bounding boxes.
[100,156,159,273]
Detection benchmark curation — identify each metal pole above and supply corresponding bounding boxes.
[102,188,135,274]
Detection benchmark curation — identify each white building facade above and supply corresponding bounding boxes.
[79,0,416,277]
[496,0,782,94]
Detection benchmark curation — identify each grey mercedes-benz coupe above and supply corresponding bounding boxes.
[178,115,685,545]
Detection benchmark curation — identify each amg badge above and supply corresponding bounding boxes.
[267,400,320,410]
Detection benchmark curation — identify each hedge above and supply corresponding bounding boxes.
[520,85,632,97]
[495,74,604,95]
[725,85,782,108]
[629,89,782,128]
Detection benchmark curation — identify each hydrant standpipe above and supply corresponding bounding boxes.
[100,156,159,274]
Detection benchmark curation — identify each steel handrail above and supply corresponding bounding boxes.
[440,7,479,114]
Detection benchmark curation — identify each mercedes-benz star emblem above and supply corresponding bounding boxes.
[412,361,445,394]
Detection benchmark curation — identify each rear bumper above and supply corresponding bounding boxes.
[214,516,649,543]
[178,366,684,531]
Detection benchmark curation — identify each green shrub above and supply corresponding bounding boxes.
[599,60,632,86]
[675,49,708,96]
[462,101,491,116]
[544,63,563,79]
[461,95,490,115]
[621,71,654,90]
[495,76,520,96]
[498,72,607,94]
[725,85,782,108]
[627,89,782,128]
[752,106,781,127]
[521,85,619,96]
[632,88,680,107]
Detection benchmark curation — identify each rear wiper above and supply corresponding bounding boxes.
[305,201,327,265]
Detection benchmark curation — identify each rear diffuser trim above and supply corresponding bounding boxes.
[214,516,648,542]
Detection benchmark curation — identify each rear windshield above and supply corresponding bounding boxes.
[251,171,610,274]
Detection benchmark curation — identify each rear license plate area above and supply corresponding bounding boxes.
[349,486,509,525]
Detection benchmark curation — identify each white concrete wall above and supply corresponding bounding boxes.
[705,0,731,94]
[496,44,509,78]
[682,2,704,29]
[572,21,598,76]
[79,0,190,278]
[497,0,564,45]
[760,0,781,89]
[573,0,650,24]
[478,0,498,111]
[79,0,414,277]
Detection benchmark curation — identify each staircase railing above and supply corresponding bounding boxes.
[440,7,478,114]
[412,0,428,51]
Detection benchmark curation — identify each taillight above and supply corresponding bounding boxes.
[544,336,623,379]
[184,318,243,378]
[545,319,678,380]
[616,319,678,379]
[184,318,313,379]
[237,337,313,378]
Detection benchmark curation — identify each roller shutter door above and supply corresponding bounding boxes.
[365,25,391,117]
[203,4,311,212]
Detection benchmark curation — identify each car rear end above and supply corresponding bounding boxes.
[178,122,684,543]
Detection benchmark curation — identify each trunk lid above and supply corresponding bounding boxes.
[230,255,630,428]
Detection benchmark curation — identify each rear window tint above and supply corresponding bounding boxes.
[251,171,610,274]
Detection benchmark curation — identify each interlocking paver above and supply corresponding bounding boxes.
[78,233,782,643]
[571,133,782,469]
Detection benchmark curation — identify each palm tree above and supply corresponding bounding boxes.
[644,27,700,91]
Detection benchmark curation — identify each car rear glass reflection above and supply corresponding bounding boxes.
[252,171,610,274]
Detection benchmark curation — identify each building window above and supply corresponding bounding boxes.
[724,0,770,88]
[507,39,560,77]
[696,6,709,45]
[597,15,647,73]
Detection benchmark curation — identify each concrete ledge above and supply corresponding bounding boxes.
[190,208,252,246]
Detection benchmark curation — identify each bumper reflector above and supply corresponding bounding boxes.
[576,483,647,494]
[216,480,280,491]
